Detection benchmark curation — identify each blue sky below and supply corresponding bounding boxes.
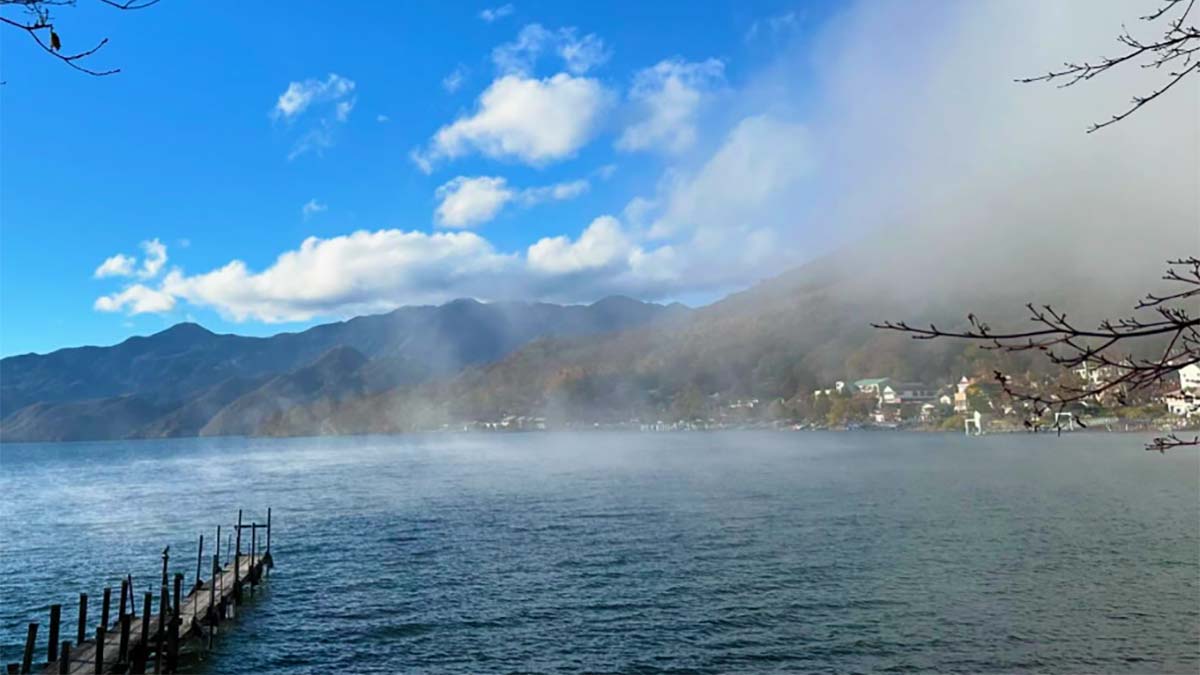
[2,1,1194,356]
[1,0,848,355]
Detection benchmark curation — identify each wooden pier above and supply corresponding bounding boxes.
[7,509,273,675]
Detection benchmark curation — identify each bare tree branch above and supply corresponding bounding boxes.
[0,0,159,77]
[1018,0,1200,131]
[875,258,1200,451]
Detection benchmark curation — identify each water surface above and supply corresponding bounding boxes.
[2,432,1197,673]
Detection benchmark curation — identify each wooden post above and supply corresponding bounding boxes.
[119,578,129,622]
[48,604,61,662]
[250,523,257,595]
[160,548,170,589]
[168,574,182,673]
[93,625,105,674]
[76,593,88,645]
[215,525,221,565]
[207,555,218,650]
[58,642,70,675]
[20,623,36,674]
[99,587,112,634]
[234,510,242,603]
[194,534,204,591]
[136,592,152,674]
[118,614,131,666]
[265,507,272,578]
[154,585,167,674]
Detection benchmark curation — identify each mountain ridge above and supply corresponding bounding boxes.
[0,296,685,441]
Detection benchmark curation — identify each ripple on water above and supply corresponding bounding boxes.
[1,432,1198,674]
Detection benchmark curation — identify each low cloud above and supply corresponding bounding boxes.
[273,73,355,120]
[301,199,328,219]
[442,64,469,93]
[435,177,514,228]
[93,239,168,280]
[94,253,136,279]
[618,58,725,154]
[492,24,609,76]
[479,4,514,23]
[272,73,357,159]
[435,175,590,228]
[94,284,176,315]
[158,230,517,322]
[413,73,611,170]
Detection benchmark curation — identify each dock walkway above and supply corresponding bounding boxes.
[7,509,273,675]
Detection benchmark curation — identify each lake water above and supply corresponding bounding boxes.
[1,432,1197,673]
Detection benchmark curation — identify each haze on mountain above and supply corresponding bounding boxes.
[0,297,683,441]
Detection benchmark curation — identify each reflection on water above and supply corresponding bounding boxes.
[2,432,1198,673]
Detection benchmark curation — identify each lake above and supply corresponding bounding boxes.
[1,432,1197,673]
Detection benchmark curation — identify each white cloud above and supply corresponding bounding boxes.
[442,64,468,93]
[558,31,609,75]
[479,3,514,22]
[376,114,390,123]
[302,199,328,218]
[414,73,610,170]
[648,115,815,240]
[94,239,168,280]
[492,24,609,76]
[518,179,589,204]
[435,176,590,228]
[158,230,516,322]
[745,11,799,42]
[273,74,356,120]
[617,58,725,154]
[94,253,136,279]
[94,284,176,315]
[527,216,632,274]
[435,177,515,228]
[271,73,357,159]
[138,238,168,279]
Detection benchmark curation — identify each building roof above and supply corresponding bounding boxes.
[854,378,890,387]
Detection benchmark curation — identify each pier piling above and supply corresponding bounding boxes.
[93,626,104,675]
[76,595,87,646]
[47,605,61,663]
[21,623,37,674]
[15,510,274,675]
[98,590,110,639]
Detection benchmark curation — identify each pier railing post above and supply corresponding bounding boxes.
[194,534,204,592]
[119,578,129,624]
[100,587,112,635]
[118,613,131,668]
[48,604,61,662]
[250,522,257,596]
[168,574,182,673]
[58,642,70,675]
[154,585,167,674]
[76,593,88,645]
[136,591,152,674]
[20,623,36,674]
[234,510,242,604]
[93,625,105,674]
[207,555,218,650]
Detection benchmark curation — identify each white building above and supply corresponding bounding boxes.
[1165,390,1198,418]
[880,382,937,405]
[1179,363,1200,392]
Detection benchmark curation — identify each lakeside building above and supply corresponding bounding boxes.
[954,376,976,413]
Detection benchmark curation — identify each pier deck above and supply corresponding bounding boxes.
[8,509,272,675]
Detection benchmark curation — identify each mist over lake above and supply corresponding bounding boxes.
[2,432,1196,674]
